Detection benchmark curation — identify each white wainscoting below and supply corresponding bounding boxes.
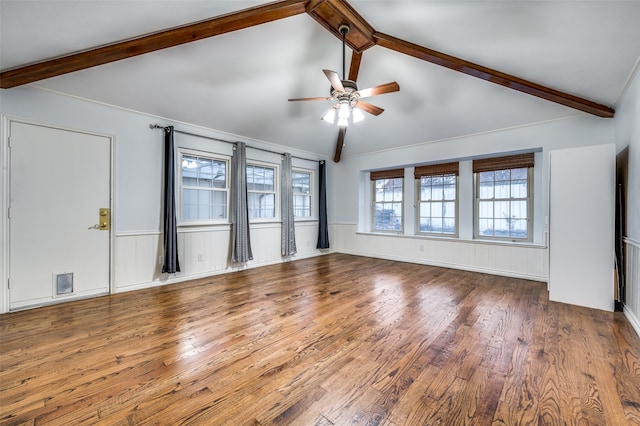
[331,223,547,282]
[625,238,640,337]
[115,221,324,292]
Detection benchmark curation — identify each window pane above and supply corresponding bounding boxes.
[511,219,528,238]
[443,202,456,218]
[421,186,431,201]
[511,200,527,219]
[429,217,443,232]
[479,182,494,199]
[393,186,403,201]
[431,185,444,201]
[420,202,430,217]
[479,201,493,219]
[479,219,493,236]
[443,218,455,234]
[443,184,456,200]
[495,169,511,181]
[494,218,509,237]
[511,180,527,198]
[495,201,510,220]
[292,172,310,194]
[213,191,227,219]
[212,161,226,188]
[511,168,527,179]
[479,171,494,182]
[431,202,443,218]
[495,181,509,198]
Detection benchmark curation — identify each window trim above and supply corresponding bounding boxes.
[473,166,533,242]
[178,149,230,226]
[292,167,314,220]
[371,174,404,233]
[415,172,459,238]
[246,160,279,222]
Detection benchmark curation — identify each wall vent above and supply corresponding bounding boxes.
[55,273,74,296]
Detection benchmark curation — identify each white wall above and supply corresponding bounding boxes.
[332,114,616,281]
[615,61,640,335]
[0,87,329,312]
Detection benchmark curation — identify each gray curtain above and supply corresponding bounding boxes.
[317,160,330,249]
[281,153,297,256]
[162,126,180,273]
[230,142,253,263]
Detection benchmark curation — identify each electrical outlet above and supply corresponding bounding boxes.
[158,255,163,265]
[198,253,204,262]
[419,244,424,252]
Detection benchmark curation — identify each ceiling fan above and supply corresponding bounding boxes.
[288,24,400,161]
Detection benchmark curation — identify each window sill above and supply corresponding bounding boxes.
[356,231,547,249]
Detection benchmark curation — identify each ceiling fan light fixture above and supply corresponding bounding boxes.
[338,101,351,119]
[322,108,336,123]
[337,116,349,127]
[352,107,364,123]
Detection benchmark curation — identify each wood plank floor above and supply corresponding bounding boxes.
[1,253,640,425]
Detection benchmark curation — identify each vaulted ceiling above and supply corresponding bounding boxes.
[2,0,639,161]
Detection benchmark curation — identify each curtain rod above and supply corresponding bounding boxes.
[150,124,321,163]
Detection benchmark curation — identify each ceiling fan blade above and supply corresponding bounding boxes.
[323,69,345,92]
[355,101,384,116]
[288,96,331,102]
[333,126,347,163]
[356,82,400,98]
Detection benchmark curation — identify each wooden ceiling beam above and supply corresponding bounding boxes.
[374,32,615,118]
[333,126,347,163]
[307,0,375,52]
[348,51,362,82]
[0,0,309,89]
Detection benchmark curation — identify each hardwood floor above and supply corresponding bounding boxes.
[1,253,639,425]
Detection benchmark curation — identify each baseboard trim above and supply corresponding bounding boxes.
[624,305,640,338]
[334,249,548,282]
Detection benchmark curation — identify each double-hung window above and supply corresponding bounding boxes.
[415,162,459,236]
[247,163,277,220]
[180,152,228,222]
[474,153,534,241]
[371,168,404,232]
[292,170,312,218]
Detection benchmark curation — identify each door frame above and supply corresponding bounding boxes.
[0,115,116,313]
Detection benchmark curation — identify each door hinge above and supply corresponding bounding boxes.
[7,278,10,289]
[7,207,10,219]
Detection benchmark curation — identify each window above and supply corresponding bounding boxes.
[415,162,459,236]
[292,170,312,218]
[474,153,534,241]
[371,169,404,231]
[247,163,276,219]
[180,152,228,222]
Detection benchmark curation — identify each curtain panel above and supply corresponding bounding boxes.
[281,153,297,256]
[317,160,330,249]
[162,126,180,273]
[230,142,253,263]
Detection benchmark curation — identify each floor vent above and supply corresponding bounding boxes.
[55,273,74,296]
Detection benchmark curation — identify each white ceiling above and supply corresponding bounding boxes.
[2,0,640,159]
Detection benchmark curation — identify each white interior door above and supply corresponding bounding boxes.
[9,121,111,310]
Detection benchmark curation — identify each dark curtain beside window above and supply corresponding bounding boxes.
[231,142,253,263]
[281,153,297,256]
[317,160,330,249]
[162,126,180,273]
